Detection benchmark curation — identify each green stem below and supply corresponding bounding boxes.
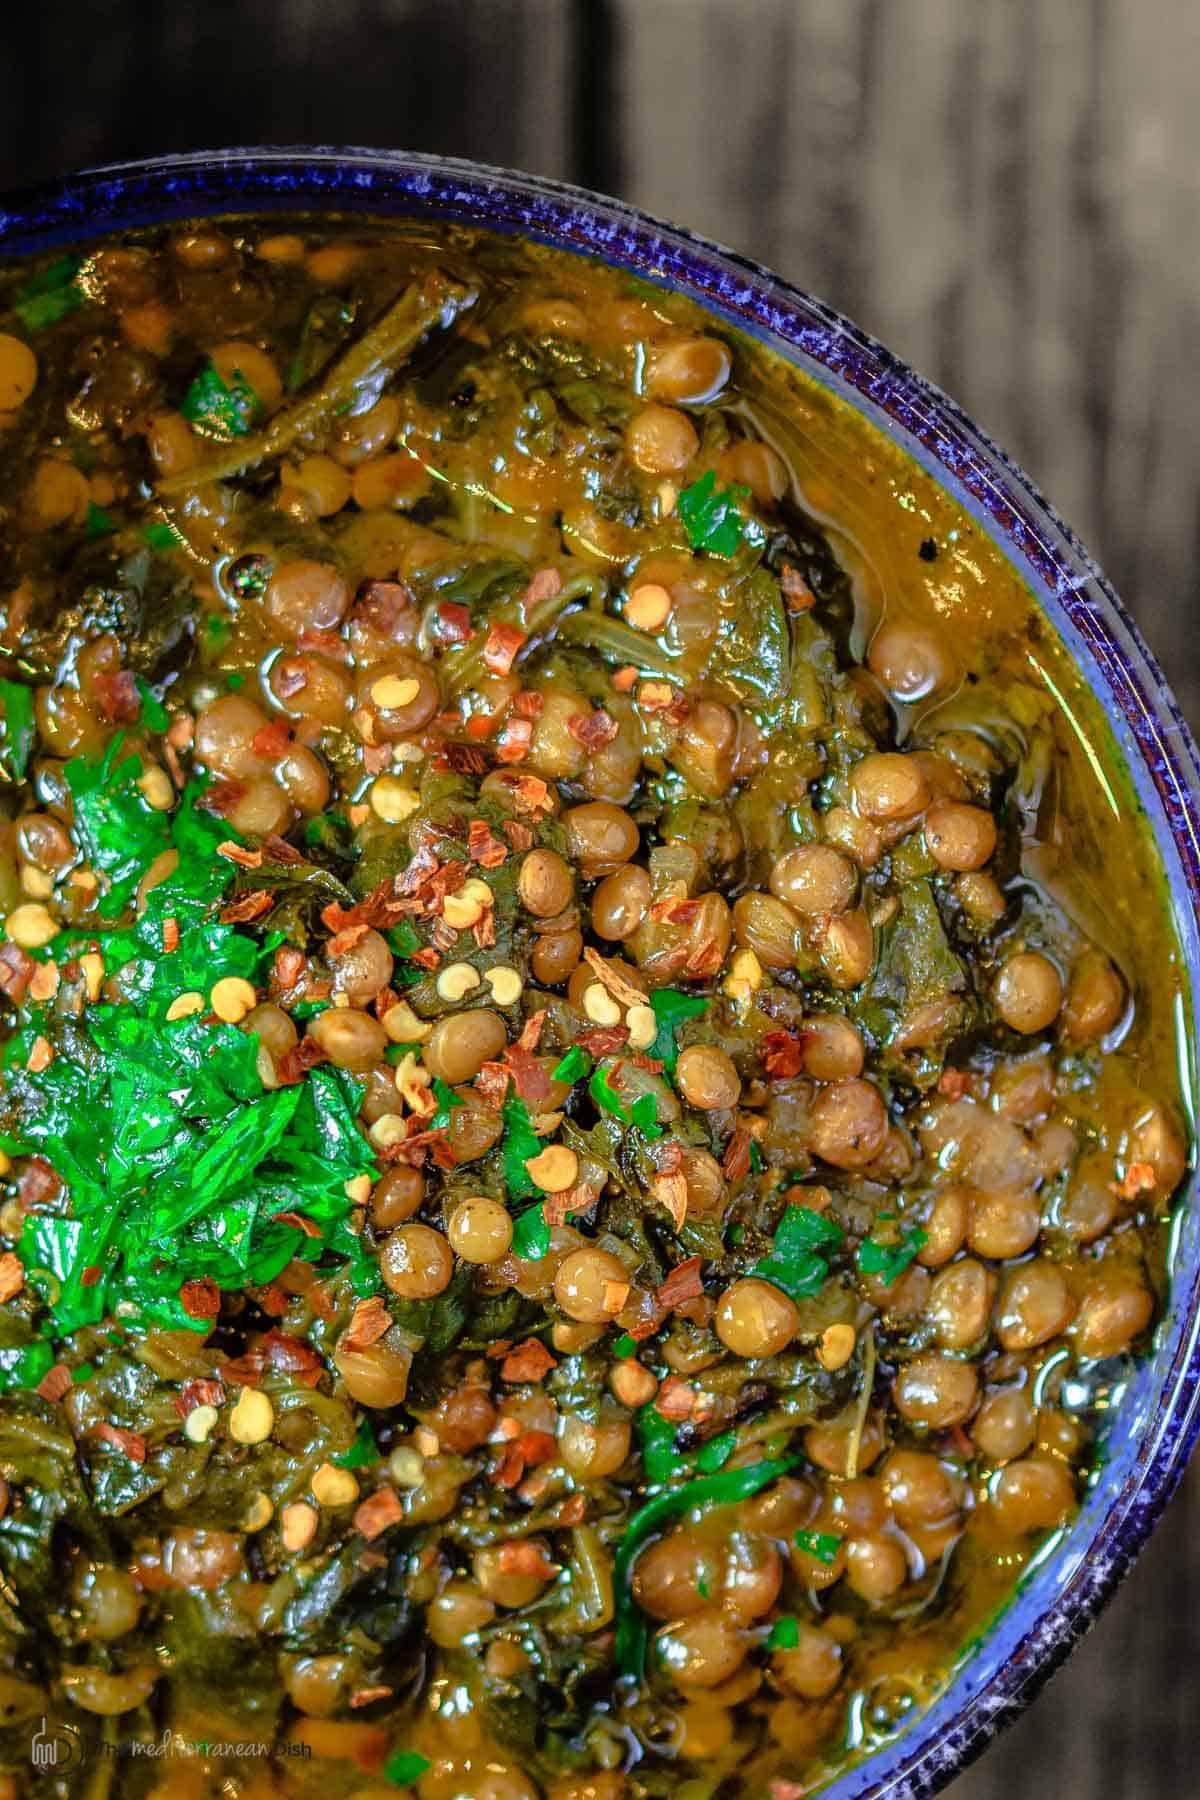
[159,272,477,494]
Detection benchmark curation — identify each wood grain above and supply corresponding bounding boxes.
[1,4,1197,1792]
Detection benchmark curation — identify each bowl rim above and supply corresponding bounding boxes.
[3,146,1199,1799]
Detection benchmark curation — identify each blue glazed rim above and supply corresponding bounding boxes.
[3,148,1199,1798]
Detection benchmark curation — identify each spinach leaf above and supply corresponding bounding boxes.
[0,681,35,782]
[12,255,84,331]
[182,359,261,440]
[678,469,750,557]
[649,989,709,1076]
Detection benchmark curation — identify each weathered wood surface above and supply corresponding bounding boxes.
[2,3,1198,1793]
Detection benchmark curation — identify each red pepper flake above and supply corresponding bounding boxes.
[780,565,815,612]
[19,1156,60,1208]
[555,1491,588,1526]
[1116,1160,1157,1200]
[328,922,370,957]
[93,669,140,724]
[262,834,305,867]
[949,1423,974,1460]
[0,1253,24,1304]
[198,780,248,821]
[174,1377,226,1418]
[501,819,535,852]
[472,907,497,950]
[80,1264,103,1288]
[510,689,545,720]
[220,889,273,924]
[500,1338,557,1384]
[342,1295,391,1353]
[263,1328,324,1387]
[769,1782,808,1800]
[251,1282,289,1317]
[492,1443,527,1490]
[349,1685,395,1710]
[474,1061,511,1109]
[160,917,181,954]
[722,1128,753,1181]
[353,1487,405,1541]
[436,600,475,643]
[217,839,263,868]
[467,819,507,868]
[275,1037,330,1085]
[611,664,638,693]
[272,1209,323,1240]
[544,1180,598,1227]
[180,1277,221,1321]
[410,945,441,971]
[273,945,306,989]
[516,1010,546,1052]
[0,943,35,1005]
[762,1029,804,1079]
[685,938,724,978]
[504,1043,552,1108]
[296,627,350,661]
[577,1024,630,1057]
[655,1375,696,1422]
[649,894,701,926]
[35,1363,71,1404]
[657,1256,704,1311]
[522,566,564,606]
[251,719,292,759]
[94,1422,147,1463]
[494,717,533,763]
[26,1036,53,1074]
[518,1428,557,1466]
[220,1349,266,1387]
[514,775,554,817]
[937,1068,971,1100]
[631,1052,665,1073]
[483,621,528,676]
[567,709,619,752]
[497,1540,558,1579]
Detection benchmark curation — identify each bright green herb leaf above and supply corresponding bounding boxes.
[552,1045,591,1084]
[134,677,170,733]
[750,1204,841,1300]
[142,520,184,552]
[384,1749,431,1789]
[12,255,84,331]
[502,1092,543,1201]
[511,1202,550,1261]
[65,734,172,917]
[677,468,750,557]
[649,988,709,1076]
[794,1529,841,1564]
[612,1332,636,1359]
[629,1090,663,1141]
[856,1225,928,1287]
[181,359,261,440]
[85,501,116,539]
[589,1063,629,1123]
[0,680,36,781]
[767,1614,801,1651]
[334,1415,382,1469]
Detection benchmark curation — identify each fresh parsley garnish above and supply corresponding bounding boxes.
[333,1415,382,1469]
[750,1203,843,1300]
[794,1529,841,1565]
[134,677,170,733]
[648,988,709,1076]
[856,1224,928,1286]
[181,359,261,440]
[552,1044,591,1084]
[384,1749,431,1788]
[12,254,85,332]
[85,501,116,539]
[511,1202,550,1262]
[501,1092,543,1201]
[767,1614,801,1650]
[678,468,751,557]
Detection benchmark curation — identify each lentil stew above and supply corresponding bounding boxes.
[0,217,1189,1799]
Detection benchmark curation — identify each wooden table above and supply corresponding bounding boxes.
[2,3,1197,1792]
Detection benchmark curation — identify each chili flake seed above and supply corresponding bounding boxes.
[210,976,257,1023]
[165,990,205,1021]
[281,1501,319,1551]
[583,982,623,1026]
[311,1462,360,1507]
[370,776,421,823]
[381,998,432,1043]
[242,1491,274,1531]
[20,866,53,899]
[184,1403,220,1444]
[137,765,175,810]
[625,1003,657,1049]
[817,1323,857,1372]
[26,1035,53,1073]
[484,966,523,1006]
[624,581,673,632]
[78,952,105,1001]
[436,961,481,1002]
[389,1447,426,1488]
[229,1388,275,1444]
[343,1173,372,1205]
[5,903,58,950]
[371,674,421,709]
[28,959,59,1002]
[524,1144,579,1193]
[369,1112,409,1150]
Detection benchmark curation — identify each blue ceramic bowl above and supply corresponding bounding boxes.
[2,148,1198,1798]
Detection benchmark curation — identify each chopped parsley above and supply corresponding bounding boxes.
[134,677,170,733]
[648,988,709,1076]
[181,359,261,440]
[857,1224,929,1287]
[333,1415,382,1469]
[12,254,85,332]
[384,1749,431,1788]
[751,1204,844,1301]
[678,468,751,557]
[501,1092,543,1201]
[767,1614,801,1650]
[552,1044,591,1084]
[511,1202,550,1261]
[612,1332,637,1359]
[794,1530,841,1565]
[142,520,184,552]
